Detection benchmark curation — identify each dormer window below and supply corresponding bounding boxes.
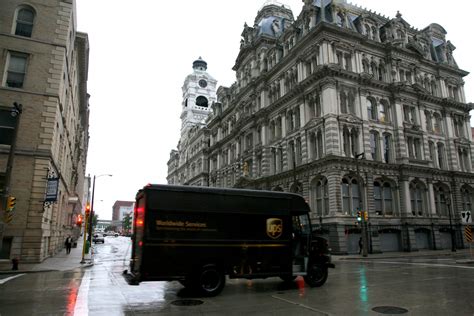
[15,7,35,37]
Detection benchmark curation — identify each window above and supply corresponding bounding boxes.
[437,143,445,169]
[433,113,443,134]
[367,98,377,120]
[195,96,208,107]
[370,131,379,160]
[410,181,425,216]
[434,185,449,217]
[379,100,390,122]
[383,134,392,163]
[15,7,35,37]
[312,177,329,216]
[341,176,362,216]
[374,180,394,215]
[5,53,27,88]
[425,111,432,132]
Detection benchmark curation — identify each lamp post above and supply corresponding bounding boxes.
[354,152,367,257]
[88,174,112,244]
[446,199,456,252]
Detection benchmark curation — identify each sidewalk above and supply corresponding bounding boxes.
[0,236,94,274]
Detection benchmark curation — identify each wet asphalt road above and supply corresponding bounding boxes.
[1,237,474,315]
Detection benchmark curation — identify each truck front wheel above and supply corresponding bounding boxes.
[194,264,225,297]
[304,263,328,287]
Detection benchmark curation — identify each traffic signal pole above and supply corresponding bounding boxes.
[0,103,22,253]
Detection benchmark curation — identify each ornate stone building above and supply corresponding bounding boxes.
[168,1,474,254]
[0,0,89,262]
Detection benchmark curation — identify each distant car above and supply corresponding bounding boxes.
[93,234,105,243]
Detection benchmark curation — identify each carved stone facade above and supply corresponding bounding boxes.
[0,0,89,262]
[168,1,474,254]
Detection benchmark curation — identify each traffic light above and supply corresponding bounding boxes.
[76,214,83,226]
[85,203,91,216]
[356,211,362,221]
[364,211,368,221]
[6,196,16,211]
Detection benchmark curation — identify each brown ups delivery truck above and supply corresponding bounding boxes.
[124,184,334,296]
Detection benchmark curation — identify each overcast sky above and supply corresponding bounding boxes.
[76,0,474,220]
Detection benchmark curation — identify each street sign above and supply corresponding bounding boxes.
[45,177,59,202]
[461,211,472,224]
[465,226,472,243]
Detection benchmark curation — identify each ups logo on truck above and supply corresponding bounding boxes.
[266,218,283,239]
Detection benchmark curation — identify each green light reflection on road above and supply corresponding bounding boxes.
[359,265,369,305]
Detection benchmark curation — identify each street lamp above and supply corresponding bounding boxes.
[446,199,456,252]
[88,174,112,244]
[354,152,367,257]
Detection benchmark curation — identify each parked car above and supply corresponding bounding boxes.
[93,234,105,244]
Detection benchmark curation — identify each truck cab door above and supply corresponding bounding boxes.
[291,214,311,263]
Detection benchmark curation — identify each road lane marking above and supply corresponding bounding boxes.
[74,270,91,316]
[358,260,474,269]
[272,295,331,315]
[0,273,25,285]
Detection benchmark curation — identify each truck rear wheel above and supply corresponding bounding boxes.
[304,263,328,287]
[194,264,225,297]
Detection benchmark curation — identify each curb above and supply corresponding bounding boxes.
[333,251,469,261]
[0,262,94,274]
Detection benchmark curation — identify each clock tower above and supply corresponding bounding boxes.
[180,57,217,138]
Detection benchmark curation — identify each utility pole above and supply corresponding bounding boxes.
[0,103,22,252]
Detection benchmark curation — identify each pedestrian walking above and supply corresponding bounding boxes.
[358,237,363,254]
[65,235,73,254]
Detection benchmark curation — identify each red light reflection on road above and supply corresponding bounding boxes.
[66,280,79,315]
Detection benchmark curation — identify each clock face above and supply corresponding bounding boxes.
[198,79,207,88]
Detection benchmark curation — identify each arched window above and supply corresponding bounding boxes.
[311,177,329,216]
[196,96,208,107]
[379,100,390,122]
[15,6,35,37]
[367,98,377,121]
[341,176,362,216]
[374,180,395,215]
[434,184,449,217]
[410,180,426,216]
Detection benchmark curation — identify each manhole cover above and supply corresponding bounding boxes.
[171,299,204,306]
[372,306,408,314]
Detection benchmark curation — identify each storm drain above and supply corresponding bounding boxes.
[171,299,204,306]
[372,306,408,314]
